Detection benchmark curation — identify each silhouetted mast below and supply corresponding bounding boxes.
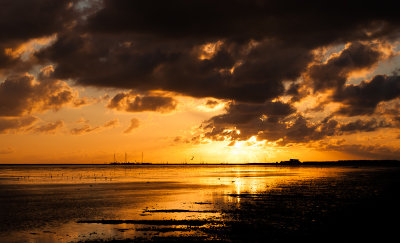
[114,153,116,163]
[142,152,144,163]
[125,152,127,163]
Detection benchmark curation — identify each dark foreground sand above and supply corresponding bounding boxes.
[0,165,399,242]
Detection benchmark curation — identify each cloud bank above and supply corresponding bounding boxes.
[1,0,400,158]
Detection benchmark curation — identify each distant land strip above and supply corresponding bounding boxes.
[0,160,399,166]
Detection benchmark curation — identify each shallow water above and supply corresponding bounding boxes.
[0,164,399,242]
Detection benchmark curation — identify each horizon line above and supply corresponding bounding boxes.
[0,159,399,166]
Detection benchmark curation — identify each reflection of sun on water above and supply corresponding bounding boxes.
[234,178,242,204]
[232,176,275,196]
[0,165,357,242]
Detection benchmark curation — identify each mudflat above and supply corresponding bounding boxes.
[0,164,399,242]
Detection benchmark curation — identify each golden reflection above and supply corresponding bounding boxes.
[0,164,361,242]
[233,178,243,203]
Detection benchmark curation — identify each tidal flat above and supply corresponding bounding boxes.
[0,164,399,242]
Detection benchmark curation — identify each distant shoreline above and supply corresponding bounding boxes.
[0,160,399,166]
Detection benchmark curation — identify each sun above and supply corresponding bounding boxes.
[211,136,276,163]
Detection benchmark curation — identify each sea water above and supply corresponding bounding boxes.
[0,164,398,242]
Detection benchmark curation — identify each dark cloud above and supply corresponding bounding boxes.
[0,0,398,97]
[108,92,177,113]
[0,0,74,42]
[309,42,384,92]
[201,100,395,145]
[201,104,361,145]
[201,101,296,142]
[0,74,36,116]
[0,69,84,117]
[209,101,295,125]
[34,0,400,104]
[124,95,176,113]
[334,74,400,116]
[0,116,38,134]
[280,116,338,144]
[0,0,75,71]
[124,118,140,134]
[36,34,311,102]
[87,0,400,42]
[201,102,337,145]
[1,0,399,153]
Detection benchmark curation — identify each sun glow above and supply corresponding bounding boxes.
[226,137,266,161]
[195,136,278,163]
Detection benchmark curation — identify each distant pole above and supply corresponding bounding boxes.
[125,152,127,163]
[142,152,143,163]
[114,153,116,163]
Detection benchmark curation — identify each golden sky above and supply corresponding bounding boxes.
[1,0,400,163]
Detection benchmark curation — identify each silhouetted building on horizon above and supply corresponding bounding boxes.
[279,159,302,165]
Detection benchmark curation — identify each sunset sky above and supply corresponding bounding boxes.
[1,0,400,163]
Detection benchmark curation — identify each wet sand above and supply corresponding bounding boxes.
[0,164,399,242]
